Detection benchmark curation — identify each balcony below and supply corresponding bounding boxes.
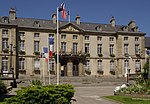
[2,34,8,38]
[2,48,9,53]
[34,51,40,55]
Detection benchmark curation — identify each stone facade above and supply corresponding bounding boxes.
[0,9,146,79]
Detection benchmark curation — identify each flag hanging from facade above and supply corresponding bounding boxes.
[58,3,67,19]
[43,47,49,62]
[49,38,54,58]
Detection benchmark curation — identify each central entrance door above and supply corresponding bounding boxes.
[73,60,79,76]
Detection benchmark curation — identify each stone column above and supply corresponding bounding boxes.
[79,62,84,76]
[67,62,73,76]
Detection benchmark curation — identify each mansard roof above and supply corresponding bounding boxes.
[0,16,145,34]
[145,37,150,48]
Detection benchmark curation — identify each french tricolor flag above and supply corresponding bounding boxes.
[43,47,49,62]
[49,38,54,58]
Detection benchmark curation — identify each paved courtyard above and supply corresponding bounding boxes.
[72,86,118,104]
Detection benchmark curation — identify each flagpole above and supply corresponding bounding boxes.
[56,7,59,85]
[68,9,70,23]
[48,38,51,84]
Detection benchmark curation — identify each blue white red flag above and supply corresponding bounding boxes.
[43,47,49,62]
[58,3,67,19]
[49,38,54,58]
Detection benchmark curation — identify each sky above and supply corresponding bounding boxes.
[0,0,150,36]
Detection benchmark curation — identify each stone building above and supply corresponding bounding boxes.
[0,8,146,79]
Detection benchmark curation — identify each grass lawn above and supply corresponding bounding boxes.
[104,95,150,104]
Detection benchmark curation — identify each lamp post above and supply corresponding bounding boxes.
[9,43,17,88]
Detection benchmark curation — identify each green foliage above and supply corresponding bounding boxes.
[0,80,7,101]
[142,61,149,80]
[4,84,75,104]
[31,80,42,86]
[105,95,150,104]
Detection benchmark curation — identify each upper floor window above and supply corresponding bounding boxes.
[135,44,139,54]
[34,41,39,52]
[135,37,139,41]
[85,36,89,40]
[19,32,25,37]
[2,30,8,38]
[124,44,128,54]
[19,40,25,51]
[109,44,114,55]
[97,44,102,54]
[34,33,39,37]
[109,37,114,41]
[2,38,8,49]
[85,43,90,53]
[49,34,54,38]
[124,60,129,72]
[124,37,128,41]
[97,37,102,41]
[61,35,66,39]
[73,43,78,54]
[73,35,78,39]
[61,42,66,53]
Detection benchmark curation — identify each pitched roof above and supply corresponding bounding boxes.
[0,16,145,34]
[145,37,150,48]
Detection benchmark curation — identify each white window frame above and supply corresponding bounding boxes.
[85,43,89,53]
[61,42,66,53]
[124,44,128,54]
[110,61,115,71]
[73,43,78,54]
[97,44,102,54]
[110,44,114,55]
[49,59,54,71]
[34,59,40,70]
[85,60,90,70]
[19,58,25,70]
[98,60,102,71]
[2,57,8,71]
[34,41,39,52]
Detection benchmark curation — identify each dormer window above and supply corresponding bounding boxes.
[132,26,138,32]
[33,21,40,27]
[2,16,9,23]
[121,26,128,31]
[95,25,102,31]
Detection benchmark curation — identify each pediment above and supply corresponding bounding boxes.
[59,23,83,32]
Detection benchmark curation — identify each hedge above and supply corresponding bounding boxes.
[4,84,75,104]
[0,80,7,101]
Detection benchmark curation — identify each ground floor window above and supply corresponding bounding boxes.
[49,59,54,71]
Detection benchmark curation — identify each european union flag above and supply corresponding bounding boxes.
[49,38,54,45]
[146,50,150,55]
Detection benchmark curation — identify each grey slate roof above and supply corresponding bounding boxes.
[0,16,144,34]
[145,37,150,48]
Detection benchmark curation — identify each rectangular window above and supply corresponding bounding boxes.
[49,34,54,38]
[73,43,78,54]
[98,60,102,71]
[61,42,66,53]
[61,35,66,39]
[85,60,90,70]
[19,58,25,70]
[85,43,89,53]
[2,39,8,49]
[19,40,25,51]
[97,37,102,41]
[85,36,89,40]
[34,41,39,52]
[2,30,8,38]
[34,59,40,70]
[19,32,25,40]
[135,60,141,72]
[124,60,129,73]
[124,44,128,54]
[34,33,39,37]
[109,44,114,55]
[135,37,139,41]
[73,35,78,39]
[2,57,8,71]
[124,37,128,41]
[109,37,114,41]
[135,44,139,54]
[97,44,102,54]
[49,59,54,71]
[110,61,115,71]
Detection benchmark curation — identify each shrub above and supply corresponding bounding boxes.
[0,80,7,101]
[4,84,75,104]
[31,80,42,86]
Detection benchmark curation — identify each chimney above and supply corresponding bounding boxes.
[75,15,80,25]
[128,20,136,28]
[9,8,16,21]
[52,13,56,24]
[110,16,115,27]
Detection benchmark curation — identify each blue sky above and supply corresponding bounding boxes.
[0,0,150,36]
